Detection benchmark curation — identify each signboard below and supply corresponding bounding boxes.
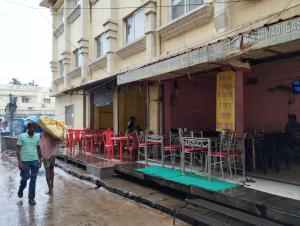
[117,17,300,85]
[216,71,235,132]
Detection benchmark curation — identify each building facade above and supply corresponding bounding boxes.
[0,84,55,118]
[40,0,300,136]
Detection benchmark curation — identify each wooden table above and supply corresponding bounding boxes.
[111,136,128,161]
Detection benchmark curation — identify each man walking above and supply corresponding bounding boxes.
[40,131,59,195]
[16,122,42,205]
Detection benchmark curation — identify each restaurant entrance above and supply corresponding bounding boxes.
[163,73,216,135]
[244,57,300,185]
[92,87,114,130]
[118,83,147,134]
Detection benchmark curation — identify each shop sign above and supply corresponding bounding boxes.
[216,71,235,132]
[118,17,300,85]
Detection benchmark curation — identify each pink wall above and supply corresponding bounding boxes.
[244,59,300,132]
[164,74,216,133]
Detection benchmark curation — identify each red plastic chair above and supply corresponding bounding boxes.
[124,133,139,161]
[94,130,103,155]
[66,129,75,154]
[82,128,92,153]
[73,129,82,153]
[102,129,115,159]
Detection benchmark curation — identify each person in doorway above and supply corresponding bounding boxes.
[284,114,300,168]
[16,122,42,205]
[126,116,136,135]
[285,114,300,148]
[40,131,60,195]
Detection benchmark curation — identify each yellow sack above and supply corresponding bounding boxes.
[38,115,66,139]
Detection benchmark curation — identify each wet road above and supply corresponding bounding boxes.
[0,153,187,226]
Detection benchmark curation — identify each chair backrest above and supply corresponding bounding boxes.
[219,130,236,152]
[128,132,138,150]
[74,129,82,141]
[102,130,114,146]
[145,134,163,144]
[181,137,211,149]
[167,131,180,146]
[83,128,91,135]
[66,129,74,140]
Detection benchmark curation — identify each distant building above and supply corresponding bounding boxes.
[0,84,55,118]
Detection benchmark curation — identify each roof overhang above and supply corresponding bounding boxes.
[118,16,300,85]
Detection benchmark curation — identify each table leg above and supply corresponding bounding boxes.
[91,137,94,154]
[120,141,123,161]
[252,138,256,173]
[208,140,211,180]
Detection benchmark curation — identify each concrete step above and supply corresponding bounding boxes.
[185,198,283,226]
[177,207,232,226]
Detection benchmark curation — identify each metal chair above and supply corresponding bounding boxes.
[137,132,162,164]
[180,137,212,179]
[162,132,181,168]
[211,130,236,179]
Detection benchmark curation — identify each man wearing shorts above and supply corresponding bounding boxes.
[40,131,59,195]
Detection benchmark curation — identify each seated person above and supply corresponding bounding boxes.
[285,114,300,161]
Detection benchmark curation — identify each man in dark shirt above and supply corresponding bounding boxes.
[285,114,300,163]
[126,116,136,135]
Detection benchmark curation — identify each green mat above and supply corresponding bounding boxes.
[136,165,239,192]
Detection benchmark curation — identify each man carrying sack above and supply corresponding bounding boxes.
[38,115,65,195]
[40,131,60,195]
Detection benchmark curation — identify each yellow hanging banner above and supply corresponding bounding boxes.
[216,71,235,132]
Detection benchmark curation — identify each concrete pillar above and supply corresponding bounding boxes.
[63,0,71,89]
[79,0,90,82]
[214,0,231,32]
[163,80,172,134]
[51,10,58,93]
[145,1,159,133]
[104,0,119,132]
[113,89,119,133]
[104,20,118,73]
[145,1,157,61]
[235,70,244,138]
[149,83,159,133]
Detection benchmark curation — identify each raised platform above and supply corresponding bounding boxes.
[57,152,128,179]
[114,162,300,226]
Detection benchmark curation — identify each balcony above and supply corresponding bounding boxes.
[116,37,146,58]
[157,4,214,40]
[88,55,107,71]
[66,4,81,23]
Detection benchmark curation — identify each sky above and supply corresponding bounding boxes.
[0,0,52,87]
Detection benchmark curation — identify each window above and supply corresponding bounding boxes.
[59,8,64,24]
[65,105,74,127]
[125,9,144,44]
[22,96,30,103]
[44,98,51,104]
[95,33,108,58]
[171,0,203,20]
[59,60,64,75]
[73,49,80,68]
